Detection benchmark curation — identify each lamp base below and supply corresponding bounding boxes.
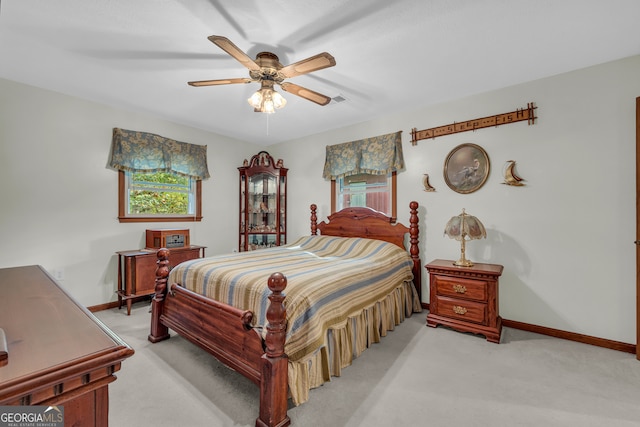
[453,258,474,267]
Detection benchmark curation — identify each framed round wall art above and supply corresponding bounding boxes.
[443,143,490,194]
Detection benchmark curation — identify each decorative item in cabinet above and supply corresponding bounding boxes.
[426,259,503,343]
[238,151,287,251]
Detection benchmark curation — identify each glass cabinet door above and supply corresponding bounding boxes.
[248,173,277,233]
[239,152,287,251]
[279,174,286,245]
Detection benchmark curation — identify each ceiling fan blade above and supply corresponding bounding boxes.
[279,52,336,78]
[280,82,332,106]
[188,78,252,87]
[208,35,261,72]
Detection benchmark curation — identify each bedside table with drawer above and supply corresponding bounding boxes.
[116,245,206,315]
[426,259,504,343]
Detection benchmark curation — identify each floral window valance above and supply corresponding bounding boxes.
[109,128,210,180]
[322,131,404,180]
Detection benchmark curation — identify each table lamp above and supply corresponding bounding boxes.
[444,208,486,267]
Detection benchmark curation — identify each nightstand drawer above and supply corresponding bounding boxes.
[433,275,487,302]
[434,295,487,324]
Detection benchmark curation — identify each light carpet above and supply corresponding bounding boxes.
[95,302,640,427]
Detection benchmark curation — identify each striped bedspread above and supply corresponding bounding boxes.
[168,235,415,363]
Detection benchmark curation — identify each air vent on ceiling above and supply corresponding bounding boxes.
[332,95,347,104]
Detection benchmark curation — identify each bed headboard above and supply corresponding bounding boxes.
[310,201,421,300]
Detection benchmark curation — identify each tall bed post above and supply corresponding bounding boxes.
[310,204,318,235]
[257,272,291,427]
[148,249,171,343]
[408,201,421,300]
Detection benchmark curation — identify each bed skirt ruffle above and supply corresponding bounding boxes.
[287,280,422,405]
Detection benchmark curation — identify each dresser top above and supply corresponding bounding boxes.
[0,265,133,391]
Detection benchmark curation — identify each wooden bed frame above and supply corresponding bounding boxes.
[148,201,420,427]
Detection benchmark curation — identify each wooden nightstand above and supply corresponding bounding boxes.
[426,259,504,343]
[116,245,206,315]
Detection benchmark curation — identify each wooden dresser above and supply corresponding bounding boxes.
[0,265,134,426]
[426,259,504,343]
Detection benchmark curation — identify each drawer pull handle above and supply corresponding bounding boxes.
[453,305,467,315]
[452,284,467,294]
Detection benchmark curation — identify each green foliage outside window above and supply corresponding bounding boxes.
[128,172,191,215]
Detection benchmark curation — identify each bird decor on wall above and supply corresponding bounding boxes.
[422,173,436,192]
[502,160,525,186]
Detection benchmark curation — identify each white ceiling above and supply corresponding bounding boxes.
[1,0,639,145]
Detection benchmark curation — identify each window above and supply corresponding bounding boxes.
[110,128,209,223]
[323,131,403,221]
[118,170,202,222]
[332,171,397,220]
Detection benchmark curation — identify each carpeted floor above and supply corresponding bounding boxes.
[96,302,640,427]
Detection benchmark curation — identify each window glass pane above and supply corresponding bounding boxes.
[337,173,391,215]
[349,181,367,207]
[127,171,194,215]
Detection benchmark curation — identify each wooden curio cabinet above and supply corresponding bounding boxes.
[239,151,287,251]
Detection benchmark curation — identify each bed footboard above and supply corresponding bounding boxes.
[148,249,291,427]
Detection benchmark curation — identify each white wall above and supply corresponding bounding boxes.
[0,78,260,306]
[1,54,638,345]
[272,55,640,345]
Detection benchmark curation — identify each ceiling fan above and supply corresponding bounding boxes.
[188,35,336,113]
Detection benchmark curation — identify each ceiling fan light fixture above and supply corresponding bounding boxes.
[192,36,334,113]
[263,96,275,114]
[272,90,287,109]
[248,91,263,109]
[247,88,287,114]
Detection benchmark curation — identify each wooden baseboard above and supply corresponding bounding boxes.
[87,295,151,313]
[421,302,635,354]
[501,319,636,354]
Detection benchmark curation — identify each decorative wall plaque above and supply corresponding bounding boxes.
[443,143,490,194]
[411,102,536,145]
